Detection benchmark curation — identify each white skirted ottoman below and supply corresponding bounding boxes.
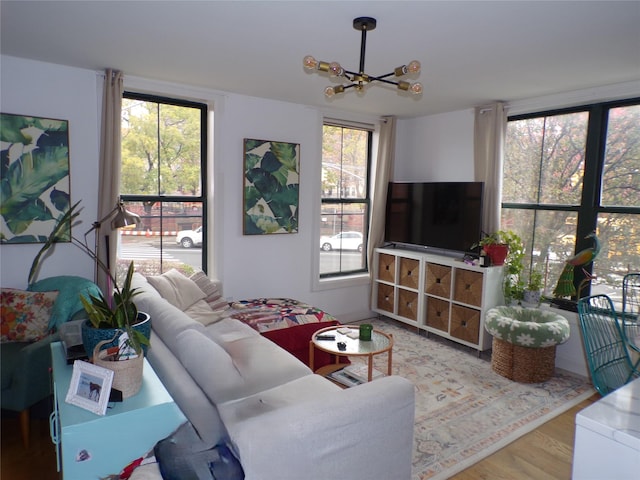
[485,306,570,383]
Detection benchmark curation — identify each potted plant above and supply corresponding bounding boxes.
[475,231,508,266]
[29,202,150,396]
[474,230,525,304]
[523,268,544,305]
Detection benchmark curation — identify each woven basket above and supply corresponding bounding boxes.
[93,339,144,398]
[491,337,556,383]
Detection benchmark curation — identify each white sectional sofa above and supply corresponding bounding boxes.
[131,271,416,480]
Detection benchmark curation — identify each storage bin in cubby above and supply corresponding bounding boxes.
[425,263,452,298]
[377,254,395,283]
[399,258,419,289]
[397,289,418,321]
[453,270,483,307]
[425,297,449,332]
[450,305,480,343]
[377,283,394,313]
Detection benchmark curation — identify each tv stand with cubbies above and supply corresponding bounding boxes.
[372,247,504,355]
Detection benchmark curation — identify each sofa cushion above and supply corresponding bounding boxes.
[176,329,311,405]
[147,269,206,311]
[217,374,340,429]
[132,273,205,353]
[147,332,227,447]
[184,299,223,327]
[204,318,259,345]
[1,288,58,342]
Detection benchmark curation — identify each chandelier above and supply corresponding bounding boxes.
[303,17,422,98]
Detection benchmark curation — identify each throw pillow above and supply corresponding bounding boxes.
[147,269,206,311]
[184,299,221,326]
[1,288,59,342]
[189,271,230,312]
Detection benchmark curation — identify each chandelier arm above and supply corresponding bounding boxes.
[359,28,367,73]
[367,75,401,87]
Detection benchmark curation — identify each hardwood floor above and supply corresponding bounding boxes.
[1,393,598,479]
[454,394,598,479]
[1,412,59,480]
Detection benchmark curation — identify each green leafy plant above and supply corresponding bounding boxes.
[475,230,526,304]
[29,201,149,356]
[527,268,544,292]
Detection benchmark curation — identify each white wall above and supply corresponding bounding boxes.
[394,109,475,182]
[0,55,372,321]
[0,56,99,285]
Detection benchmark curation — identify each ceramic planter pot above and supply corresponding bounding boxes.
[81,312,151,361]
[483,244,509,266]
[523,289,541,305]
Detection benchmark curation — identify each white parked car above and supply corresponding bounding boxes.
[320,231,363,252]
[176,226,202,248]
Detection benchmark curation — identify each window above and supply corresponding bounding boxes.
[117,93,207,280]
[502,99,640,304]
[320,123,371,277]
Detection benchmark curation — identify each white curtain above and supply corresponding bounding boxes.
[368,116,396,292]
[96,69,124,292]
[474,102,507,235]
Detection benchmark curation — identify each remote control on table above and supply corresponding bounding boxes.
[316,334,336,341]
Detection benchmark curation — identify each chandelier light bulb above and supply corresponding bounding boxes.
[328,62,344,77]
[410,82,423,95]
[324,86,336,97]
[303,55,318,70]
[407,60,421,74]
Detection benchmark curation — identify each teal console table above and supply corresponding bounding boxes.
[49,342,185,479]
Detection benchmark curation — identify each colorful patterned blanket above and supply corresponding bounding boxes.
[227,298,337,333]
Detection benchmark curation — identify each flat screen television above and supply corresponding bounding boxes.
[384,181,484,255]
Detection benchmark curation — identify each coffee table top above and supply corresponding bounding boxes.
[311,325,393,356]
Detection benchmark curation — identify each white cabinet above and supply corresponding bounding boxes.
[573,377,640,479]
[373,248,503,353]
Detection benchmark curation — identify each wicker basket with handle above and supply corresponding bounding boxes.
[93,337,144,399]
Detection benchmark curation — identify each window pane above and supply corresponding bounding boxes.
[590,213,640,306]
[504,118,544,204]
[601,104,640,208]
[504,112,588,206]
[116,201,203,281]
[121,99,202,196]
[322,126,368,200]
[502,208,577,296]
[320,202,367,275]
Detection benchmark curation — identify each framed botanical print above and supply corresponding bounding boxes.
[243,138,300,235]
[0,113,71,243]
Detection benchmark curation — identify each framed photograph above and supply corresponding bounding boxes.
[243,138,300,235]
[65,360,114,416]
[0,113,71,244]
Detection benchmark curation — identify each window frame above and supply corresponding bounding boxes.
[503,97,640,299]
[120,91,208,274]
[319,122,373,279]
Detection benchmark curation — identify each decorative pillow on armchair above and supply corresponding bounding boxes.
[0,288,59,343]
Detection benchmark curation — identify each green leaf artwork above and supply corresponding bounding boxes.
[1,113,71,243]
[243,138,300,235]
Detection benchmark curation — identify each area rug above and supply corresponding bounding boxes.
[349,318,594,480]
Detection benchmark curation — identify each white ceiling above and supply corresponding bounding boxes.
[1,1,639,118]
